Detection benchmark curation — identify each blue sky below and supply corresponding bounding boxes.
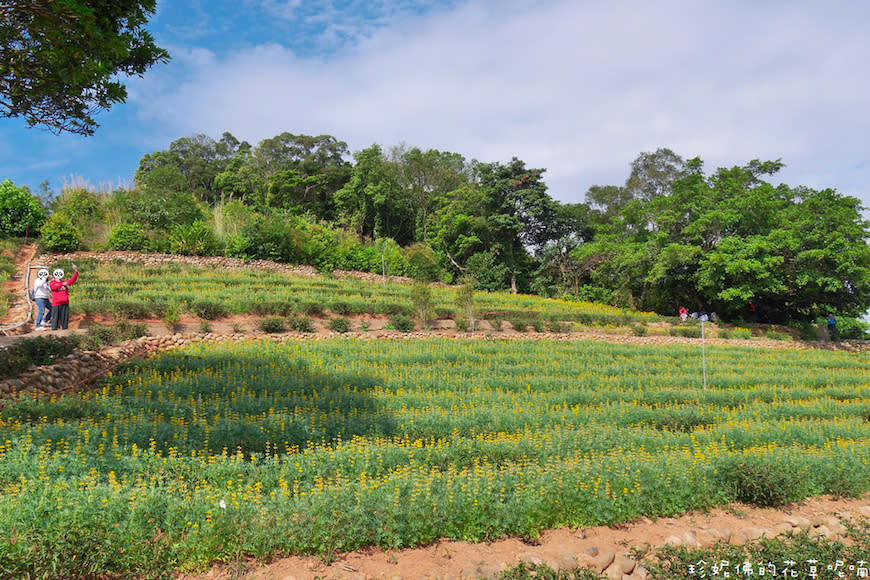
[1,0,869,218]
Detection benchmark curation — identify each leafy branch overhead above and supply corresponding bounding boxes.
[0,0,169,135]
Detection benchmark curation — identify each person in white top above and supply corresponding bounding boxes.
[32,267,52,330]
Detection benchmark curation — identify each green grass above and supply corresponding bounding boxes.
[0,338,868,577]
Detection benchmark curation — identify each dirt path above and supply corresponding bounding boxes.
[0,242,39,336]
[180,494,870,580]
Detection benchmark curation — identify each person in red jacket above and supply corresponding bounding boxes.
[49,263,78,330]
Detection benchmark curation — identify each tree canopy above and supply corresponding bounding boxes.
[0,178,45,237]
[0,0,169,135]
[62,132,870,326]
[575,158,870,321]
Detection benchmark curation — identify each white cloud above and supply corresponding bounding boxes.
[131,0,870,209]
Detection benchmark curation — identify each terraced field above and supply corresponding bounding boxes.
[1,337,868,578]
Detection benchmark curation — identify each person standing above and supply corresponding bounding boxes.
[678,306,688,322]
[747,298,758,323]
[32,268,52,330]
[49,263,78,330]
[827,313,838,342]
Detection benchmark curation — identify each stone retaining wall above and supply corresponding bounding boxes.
[0,331,233,399]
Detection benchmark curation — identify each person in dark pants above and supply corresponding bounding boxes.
[747,298,758,323]
[49,263,78,330]
[827,313,839,342]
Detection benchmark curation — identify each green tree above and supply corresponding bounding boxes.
[0,0,169,135]
[137,132,249,204]
[475,158,560,292]
[404,242,441,282]
[335,144,413,244]
[425,185,490,273]
[0,179,45,237]
[576,156,870,322]
[115,170,204,231]
[390,145,470,240]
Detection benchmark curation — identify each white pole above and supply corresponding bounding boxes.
[701,319,707,389]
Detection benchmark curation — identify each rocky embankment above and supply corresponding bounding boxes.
[0,331,244,400]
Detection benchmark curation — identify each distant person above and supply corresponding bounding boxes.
[827,313,838,341]
[679,306,688,322]
[747,298,758,323]
[32,268,52,331]
[49,263,78,331]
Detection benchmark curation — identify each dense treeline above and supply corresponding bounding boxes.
[1,132,869,329]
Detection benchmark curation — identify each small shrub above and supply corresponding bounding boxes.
[390,314,414,333]
[114,320,147,341]
[379,302,411,316]
[169,221,219,256]
[490,318,503,331]
[106,222,148,251]
[669,326,702,338]
[435,306,454,319]
[499,562,605,580]
[714,456,806,507]
[732,327,753,339]
[645,405,710,432]
[546,319,569,333]
[13,335,79,367]
[250,300,295,316]
[631,324,648,336]
[80,325,117,350]
[289,315,313,333]
[146,298,171,318]
[0,346,28,378]
[162,304,181,333]
[79,321,147,350]
[329,317,350,334]
[40,213,81,252]
[508,317,528,332]
[110,300,150,320]
[838,316,870,340]
[259,317,285,333]
[797,322,821,341]
[190,299,228,320]
[298,301,325,316]
[455,318,470,332]
[199,320,212,333]
[410,282,435,326]
[765,330,790,341]
[329,301,354,315]
[231,322,245,334]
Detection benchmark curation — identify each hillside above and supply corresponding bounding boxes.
[2,247,870,580]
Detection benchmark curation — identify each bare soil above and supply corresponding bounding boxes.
[180,495,870,580]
